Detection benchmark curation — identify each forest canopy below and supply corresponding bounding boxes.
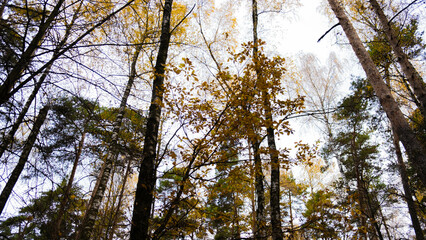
[0,0,425,239]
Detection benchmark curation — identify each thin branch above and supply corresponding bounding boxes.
[388,0,419,23]
[317,23,340,42]
[169,4,196,35]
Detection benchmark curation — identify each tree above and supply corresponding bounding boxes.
[75,35,143,240]
[0,0,66,103]
[0,0,136,106]
[0,180,86,240]
[302,190,344,239]
[130,0,173,239]
[296,52,344,139]
[329,78,389,239]
[368,0,426,115]
[327,0,426,187]
[364,9,425,238]
[0,105,49,215]
[205,146,248,240]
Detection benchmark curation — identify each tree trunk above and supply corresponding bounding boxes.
[53,131,86,240]
[392,128,424,240]
[0,105,49,215]
[327,0,426,186]
[0,71,46,160]
[368,0,426,115]
[251,0,282,238]
[130,1,173,239]
[351,129,368,240]
[76,44,142,240]
[253,141,266,240]
[0,0,134,105]
[106,153,132,240]
[288,190,294,240]
[0,2,80,159]
[0,0,65,105]
[377,203,392,240]
[266,93,283,240]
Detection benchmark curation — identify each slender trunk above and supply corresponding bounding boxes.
[327,0,426,186]
[76,44,142,240]
[253,141,266,240]
[368,0,426,114]
[250,145,257,235]
[351,128,368,240]
[288,190,294,240]
[0,71,46,160]
[106,154,132,240]
[151,146,197,240]
[53,131,86,240]
[364,188,383,240]
[266,97,282,240]
[377,203,392,240]
[252,0,280,238]
[0,1,80,158]
[0,105,49,215]
[392,128,424,240]
[0,0,65,104]
[0,0,7,17]
[232,192,241,240]
[1,0,134,105]
[130,1,173,239]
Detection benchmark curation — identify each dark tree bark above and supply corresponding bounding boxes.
[0,72,46,160]
[266,85,283,240]
[368,0,426,115]
[0,0,65,104]
[75,44,143,240]
[0,0,135,106]
[327,0,426,186]
[251,0,282,238]
[392,128,424,240]
[252,141,266,240]
[130,0,173,239]
[251,2,266,239]
[0,1,79,157]
[0,105,49,215]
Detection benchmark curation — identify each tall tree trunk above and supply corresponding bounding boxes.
[0,0,65,104]
[0,105,49,215]
[251,0,279,238]
[106,153,132,240]
[76,44,143,240]
[352,131,368,240]
[288,189,294,240]
[252,141,266,240]
[53,131,86,240]
[377,202,392,240]
[392,128,424,240]
[130,1,173,239]
[0,71,46,160]
[266,93,283,240]
[368,0,426,115]
[0,0,134,105]
[327,0,426,186]
[0,1,80,159]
